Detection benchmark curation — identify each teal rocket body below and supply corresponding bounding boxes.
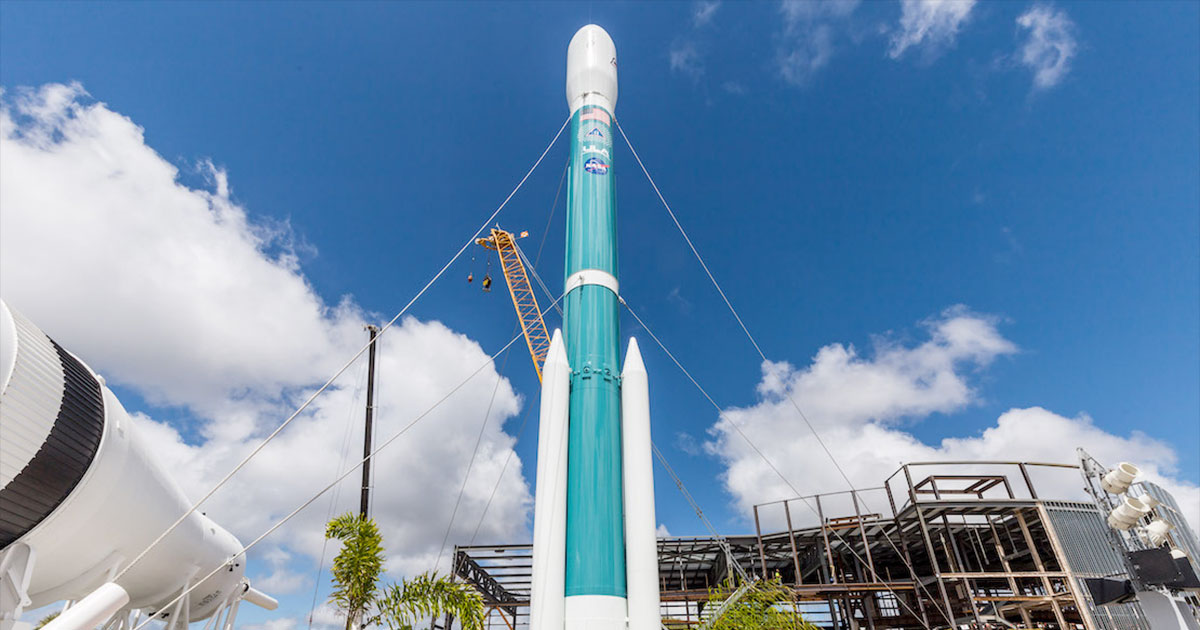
[563,104,626,598]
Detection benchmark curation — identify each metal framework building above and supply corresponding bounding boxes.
[455,461,1193,629]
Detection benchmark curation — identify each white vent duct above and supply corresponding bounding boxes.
[1101,462,1140,495]
[1107,496,1151,531]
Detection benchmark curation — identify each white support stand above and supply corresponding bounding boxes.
[0,543,36,630]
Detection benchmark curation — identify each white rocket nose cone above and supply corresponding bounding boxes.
[566,24,618,114]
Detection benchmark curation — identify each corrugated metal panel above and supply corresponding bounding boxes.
[1044,501,1150,630]
[1133,482,1200,574]
[0,326,106,547]
[0,308,65,485]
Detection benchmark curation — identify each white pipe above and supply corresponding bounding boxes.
[241,585,277,611]
[43,583,129,630]
[621,338,661,630]
[530,330,570,630]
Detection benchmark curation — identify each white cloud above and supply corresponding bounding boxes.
[705,309,1199,534]
[721,81,747,95]
[1015,4,1078,89]
[669,40,705,80]
[0,82,362,417]
[245,618,300,630]
[775,0,860,86]
[0,84,533,586]
[889,0,977,59]
[252,546,310,595]
[693,0,721,28]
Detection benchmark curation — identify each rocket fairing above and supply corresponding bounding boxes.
[528,24,661,630]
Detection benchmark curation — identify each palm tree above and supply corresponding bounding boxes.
[374,571,484,630]
[326,513,385,630]
[701,575,818,630]
[324,513,484,630]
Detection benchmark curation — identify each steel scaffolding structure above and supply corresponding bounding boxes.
[455,461,1173,629]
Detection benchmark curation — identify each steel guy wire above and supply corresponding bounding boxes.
[617,119,956,626]
[130,327,532,630]
[434,340,513,572]
[621,299,943,629]
[467,191,566,547]
[519,256,944,627]
[117,113,572,582]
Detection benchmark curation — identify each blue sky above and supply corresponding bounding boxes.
[2,1,1198,627]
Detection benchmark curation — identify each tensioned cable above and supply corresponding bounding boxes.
[464,182,568,546]
[621,299,944,629]
[650,441,750,585]
[517,233,948,626]
[466,396,537,546]
[435,288,567,572]
[516,243,563,318]
[516,259,943,625]
[131,328,531,630]
[116,113,572,582]
[434,344,513,571]
[617,120,954,626]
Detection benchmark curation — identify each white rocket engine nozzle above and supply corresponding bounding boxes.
[566,24,618,115]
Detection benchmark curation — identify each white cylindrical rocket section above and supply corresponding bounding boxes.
[566,25,617,115]
[621,339,661,630]
[0,299,247,625]
[530,330,571,630]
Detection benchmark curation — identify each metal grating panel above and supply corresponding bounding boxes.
[1044,501,1150,630]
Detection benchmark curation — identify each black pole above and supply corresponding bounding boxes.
[360,324,379,518]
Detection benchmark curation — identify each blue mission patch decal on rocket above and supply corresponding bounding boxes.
[584,157,609,175]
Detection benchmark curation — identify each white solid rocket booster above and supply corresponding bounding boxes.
[530,331,570,630]
[621,339,660,630]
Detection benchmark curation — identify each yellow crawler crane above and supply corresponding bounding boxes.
[476,228,553,382]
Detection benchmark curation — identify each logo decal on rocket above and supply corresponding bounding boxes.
[581,109,611,125]
[584,157,609,175]
[587,127,604,138]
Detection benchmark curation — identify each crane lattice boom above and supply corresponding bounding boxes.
[477,228,552,381]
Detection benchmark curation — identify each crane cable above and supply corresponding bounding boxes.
[116,113,572,582]
[615,119,953,628]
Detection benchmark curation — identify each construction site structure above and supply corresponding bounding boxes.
[455,460,1200,629]
[476,228,552,382]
